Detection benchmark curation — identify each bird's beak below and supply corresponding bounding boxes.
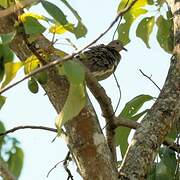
[122,47,128,51]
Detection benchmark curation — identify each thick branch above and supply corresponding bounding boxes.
[119,1,180,178]
[0,159,17,180]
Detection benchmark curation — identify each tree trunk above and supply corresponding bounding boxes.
[119,0,180,179]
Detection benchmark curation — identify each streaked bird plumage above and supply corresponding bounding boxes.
[76,40,127,80]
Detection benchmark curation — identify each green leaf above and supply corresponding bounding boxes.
[0,32,16,44]
[23,16,46,34]
[73,21,87,39]
[56,60,86,133]
[0,62,23,89]
[118,0,148,45]
[115,94,153,157]
[136,16,155,48]
[159,147,177,177]
[156,13,173,54]
[28,78,39,94]
[36,71,48,85]
[7,146,24,178]
[41,1,68,25]
[0,44,14,63]
[0,95,6,110]
[60,0,87,38]
[120,94,153,118]
[55,83,86,134]
[0,0,8,8]
[0,121,5,150]
[60,60,85,84]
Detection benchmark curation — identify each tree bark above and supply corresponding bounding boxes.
[0,9,119,180]
[119,1,180,179]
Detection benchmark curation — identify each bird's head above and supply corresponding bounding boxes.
[108,40,127,52]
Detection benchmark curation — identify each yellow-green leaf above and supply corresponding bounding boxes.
[156,14,173,54]
[0,95,6,110]
[0,62,23,89]
[0,0,7,8]
[49,23,74,34]
[118,0,148,45]
[136,16,155,48]
[24,55,41,74]
[19,12,46,22]
[55,83,86,134]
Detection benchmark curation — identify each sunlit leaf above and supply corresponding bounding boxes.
[115,94,153,157]
[19,12,46,22]
[0,95,6,110]
[136,16,155,48]
[55,83,86,134]
[24,55,40,74]
[156,13,173,54]
[41,1,68,25]
[56,60,86,133]
[118,0,148,45]
[60,0,87,38]
[28,77,39,94]
[0,62,23,89]
[49,23,74,34]
[23,16,46,34]
[7,146,24,178]
[0,32,16,44]
[0,121,5,150]
[0,0,7,8]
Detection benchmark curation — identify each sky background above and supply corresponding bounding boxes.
[0,0,171,179]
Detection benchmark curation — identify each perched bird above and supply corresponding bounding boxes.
[76,40,127,81]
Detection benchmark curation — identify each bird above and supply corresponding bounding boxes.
[76,40,127,81]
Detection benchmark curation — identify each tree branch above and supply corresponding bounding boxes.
[139,69,161,91]
[0,0,40,17]
[0,0,138,95]
[0,159,17,180]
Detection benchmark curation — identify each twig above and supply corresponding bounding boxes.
[139,69,161,91]
[0,125,57,136]
[63,152,73,180]
[0,0,138,95]
[46,151,71,178]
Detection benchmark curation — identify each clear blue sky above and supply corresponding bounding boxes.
[0,0,170,179]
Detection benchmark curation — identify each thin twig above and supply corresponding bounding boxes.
[63,151,73,180]
[139,69,161,91]
[0,0,138,95]
[46,151,71,178]
[0,125,57,136]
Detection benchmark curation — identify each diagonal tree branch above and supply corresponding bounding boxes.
[0,0,138,95]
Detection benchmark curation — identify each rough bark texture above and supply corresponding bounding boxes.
[0,159,16,180]
[0,10,119,180]
[119,0,180,179]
